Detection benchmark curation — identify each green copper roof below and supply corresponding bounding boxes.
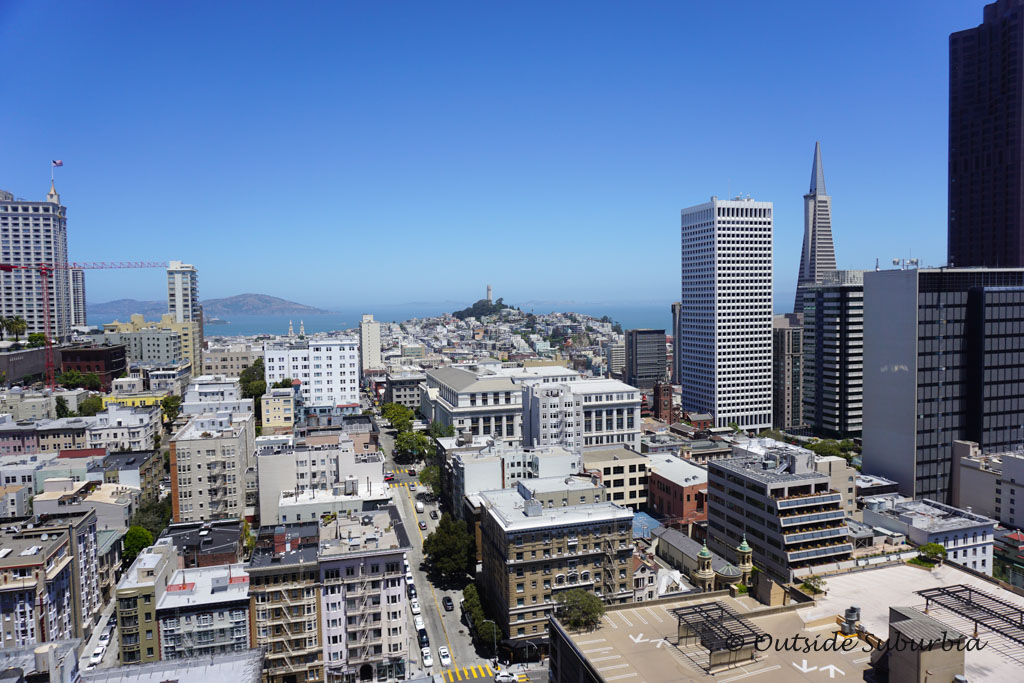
[737,534,751,553]
[698,542,712,559]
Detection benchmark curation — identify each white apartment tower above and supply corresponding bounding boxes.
[359,313,381,371]
[680,196,773,430]
[167,260,200,323]
[0,184,72,342]
[70,268,86,326]
[264,337,361,412]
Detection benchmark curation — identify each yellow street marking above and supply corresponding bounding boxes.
[446,671,454,682]
[454,668,463,681]
[484,665,494,676]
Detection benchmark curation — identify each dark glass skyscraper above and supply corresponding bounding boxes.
[949,0,1024,267]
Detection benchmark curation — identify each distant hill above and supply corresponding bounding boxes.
[87,298,166,322]
[202,294,332,316]
[88,293,332,323]
[452,298,510,320]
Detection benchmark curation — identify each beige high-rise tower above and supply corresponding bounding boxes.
[794,142,837,313]
[359,313,381,370]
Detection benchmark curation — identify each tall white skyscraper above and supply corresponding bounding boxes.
[70,268,86,326]
[359,313,381,371]
[680,196,773,430]
[0,183,72,342]
[167,260,200,323]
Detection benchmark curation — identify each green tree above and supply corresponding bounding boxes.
[5,316,27,341]
[26,332,47,348]
[463,583,501,655]
[555,588,605,631]
[419,465,442,497]
[131,497,173,538]
[758,429,787,441]
[801,574,827,594]
[429,421,455,438]
[395,430,433,460]
[82,373,102,391]
[123,525,154,565]
[55,397,71,418]
[57,369,84,389]
[160,395,182,426]
[77,395,104,416]
[728,422,742,433]
[272,377,293,389]
[918,543,947,562]
[422,513,474,581]
[239,358,267,399]
[808,440,844,458]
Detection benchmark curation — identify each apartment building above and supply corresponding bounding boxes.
[522,379,642,453]
[157,563,251,660]
[202,343,259,377]
[359,314,382,371]
[320,506,412,682]
[419,366,523,444]
[0,526,73,650]
[116,539,177,665]
[0,185,71,342]
[33,479,139,531]
[170,411,256,522]
[645,454,707,525]
[182,374,254,416]
[264,337,361,414]
[605,343,624,378]
[707,445,852,582]
[580,445,648,509]
[71,268,86,326]
[479,482,635,643]
[160,519,246,569]
[87,404,161,452]
[383,371,425,410]
[100,450,163,504]
[100,328,183,365]
[248,524,324,683]
[167,260,200,323]
[772,313,803,430]
[0,484,29,517]
[262,387,297,435]
[105,314,203,381]
[60,344,127,391]
[952,440,1024,530]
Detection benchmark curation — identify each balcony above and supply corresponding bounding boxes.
[786,542,853,563]
[775,492,841,510]
[778,509,845,528]
[782,526,848,545]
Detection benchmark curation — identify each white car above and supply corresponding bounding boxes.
[411,599,421,615]
[89,647,105,665]
[493,672,517,683]
[406,570,414,583]
[98,628,112,645]
[438,646,452,667]
[421,647,433,668]
[414,615,425,630]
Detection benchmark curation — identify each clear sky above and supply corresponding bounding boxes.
[0,1,982,312]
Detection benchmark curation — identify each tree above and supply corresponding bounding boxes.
[26,332,47,348]
[808,440,844,459]
[123,525,154,565]
[728,422,742,433]
[801,574,827,594]
[429,421,455,439]
[555,588,605,631]
[5,316,26,341]
[422,513,474,581]
[77,395,104,417]
[55,397,71,418]
[239,358,267,399]
[395,430,433,461]
[272,377,293,389]
[918,543,947,562]
[463,583,501,655]
[82,373,102,391]
[131,497,173,539]
[161,395,182,426]
[57,369,84,388]
[419,465,441,497]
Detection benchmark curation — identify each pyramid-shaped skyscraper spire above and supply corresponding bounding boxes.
[794,141,837,313]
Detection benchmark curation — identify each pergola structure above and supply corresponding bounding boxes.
[917,584,1024,645]
[670,601,765,666]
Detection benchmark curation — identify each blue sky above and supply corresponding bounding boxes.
[0,1,981,312]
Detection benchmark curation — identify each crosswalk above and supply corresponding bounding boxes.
[388,482,413,489]
[439,665,502,681]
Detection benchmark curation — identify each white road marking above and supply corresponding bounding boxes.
[602,616,618,629]
[582,647,613,654]
[719,665,781,683]
[589,655,622,663]
[644,607,664,623]
[633,611,648,625]
[605,674,638,681]
[576,639,607,645]
[615,613,634,627]
[853,656,871,664]
[597,664,630,672]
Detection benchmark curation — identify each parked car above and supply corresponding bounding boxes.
[89,647,105,666]
[418,521,428,531]
[429,510,439,520]
[418,629,430,648]
[406,570,414,583]
[408,584,418,599]
[411,599,421,615]
[409,482,417,491]
[438,646,452,667]
[98,629,112,645]
[442,596,454,611]
[414,615,425,630]
[494,672,517,683]
[421,647,433,668]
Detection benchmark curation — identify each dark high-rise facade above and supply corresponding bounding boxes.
[624,329,666,391]
[949,0,1024,267]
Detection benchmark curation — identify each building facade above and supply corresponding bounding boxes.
[359,314,382,371]
[202,343,258,378]
[801,270,864,438]
[948,0,1024,268]
[680,197,773,430]
[623,329,666,391]
[261,387,296,435]
[522,379,642,453]
[116,539,177,665]
[383,372,424,410]
[60,344,127,391]
[156,563,250,661]
[793,142,837,312]
[70,268,86,327]
[0,525,74,650]
[170,411,255,522]
[167,260,200,323]
[264,337,361,413]
[771,313,803,431]
[101,329,182,365]
[104,314,203,380]
[863,267,1024,503]
[580,446,648,509]
[0,185,72,342]
[952,439,1024,530]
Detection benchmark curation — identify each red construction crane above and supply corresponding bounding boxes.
[0,261,167,388]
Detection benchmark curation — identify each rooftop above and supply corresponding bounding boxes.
[80,648,263,683]
[481,487,633,532]
[117,541,174,590]
[861,494,997,532]
[427,366,520,393]
[318,505,411,559]
[652,526,735,574]
[0,526,67,569]
[581,445,647,466]
[160,519,242,556]
[645,454,708,487]
[156,563,249,611]
[102,450,158,471]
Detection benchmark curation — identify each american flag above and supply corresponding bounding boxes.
[51,160,63,167]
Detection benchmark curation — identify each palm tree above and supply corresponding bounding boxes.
[7,316,27,342]
[0,318,8,340]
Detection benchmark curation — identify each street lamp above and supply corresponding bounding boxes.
[482,619,498,666]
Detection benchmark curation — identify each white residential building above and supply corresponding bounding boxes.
[0,185,72,342]
[88,404,161,451]
[171,411,256,522]
[359,314,382,371]
[680,196,773,430]
[167,260,200,323]
[522,379,642,452]
[952,439,1024,530]
[71,268,86,326]
[156,564,250,661]
[32,478,140,531]
[181,375,254,416]
[263,337,361,413]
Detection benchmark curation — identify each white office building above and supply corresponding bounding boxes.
[167,260,200,323]
[0,185,72,342]
[679,196,773,430]
[263,337,361,413]
[359,314,381,371]
[522,379,642,452]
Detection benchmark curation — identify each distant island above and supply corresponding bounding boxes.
[87,293,332,322]
[452,298,510,320]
